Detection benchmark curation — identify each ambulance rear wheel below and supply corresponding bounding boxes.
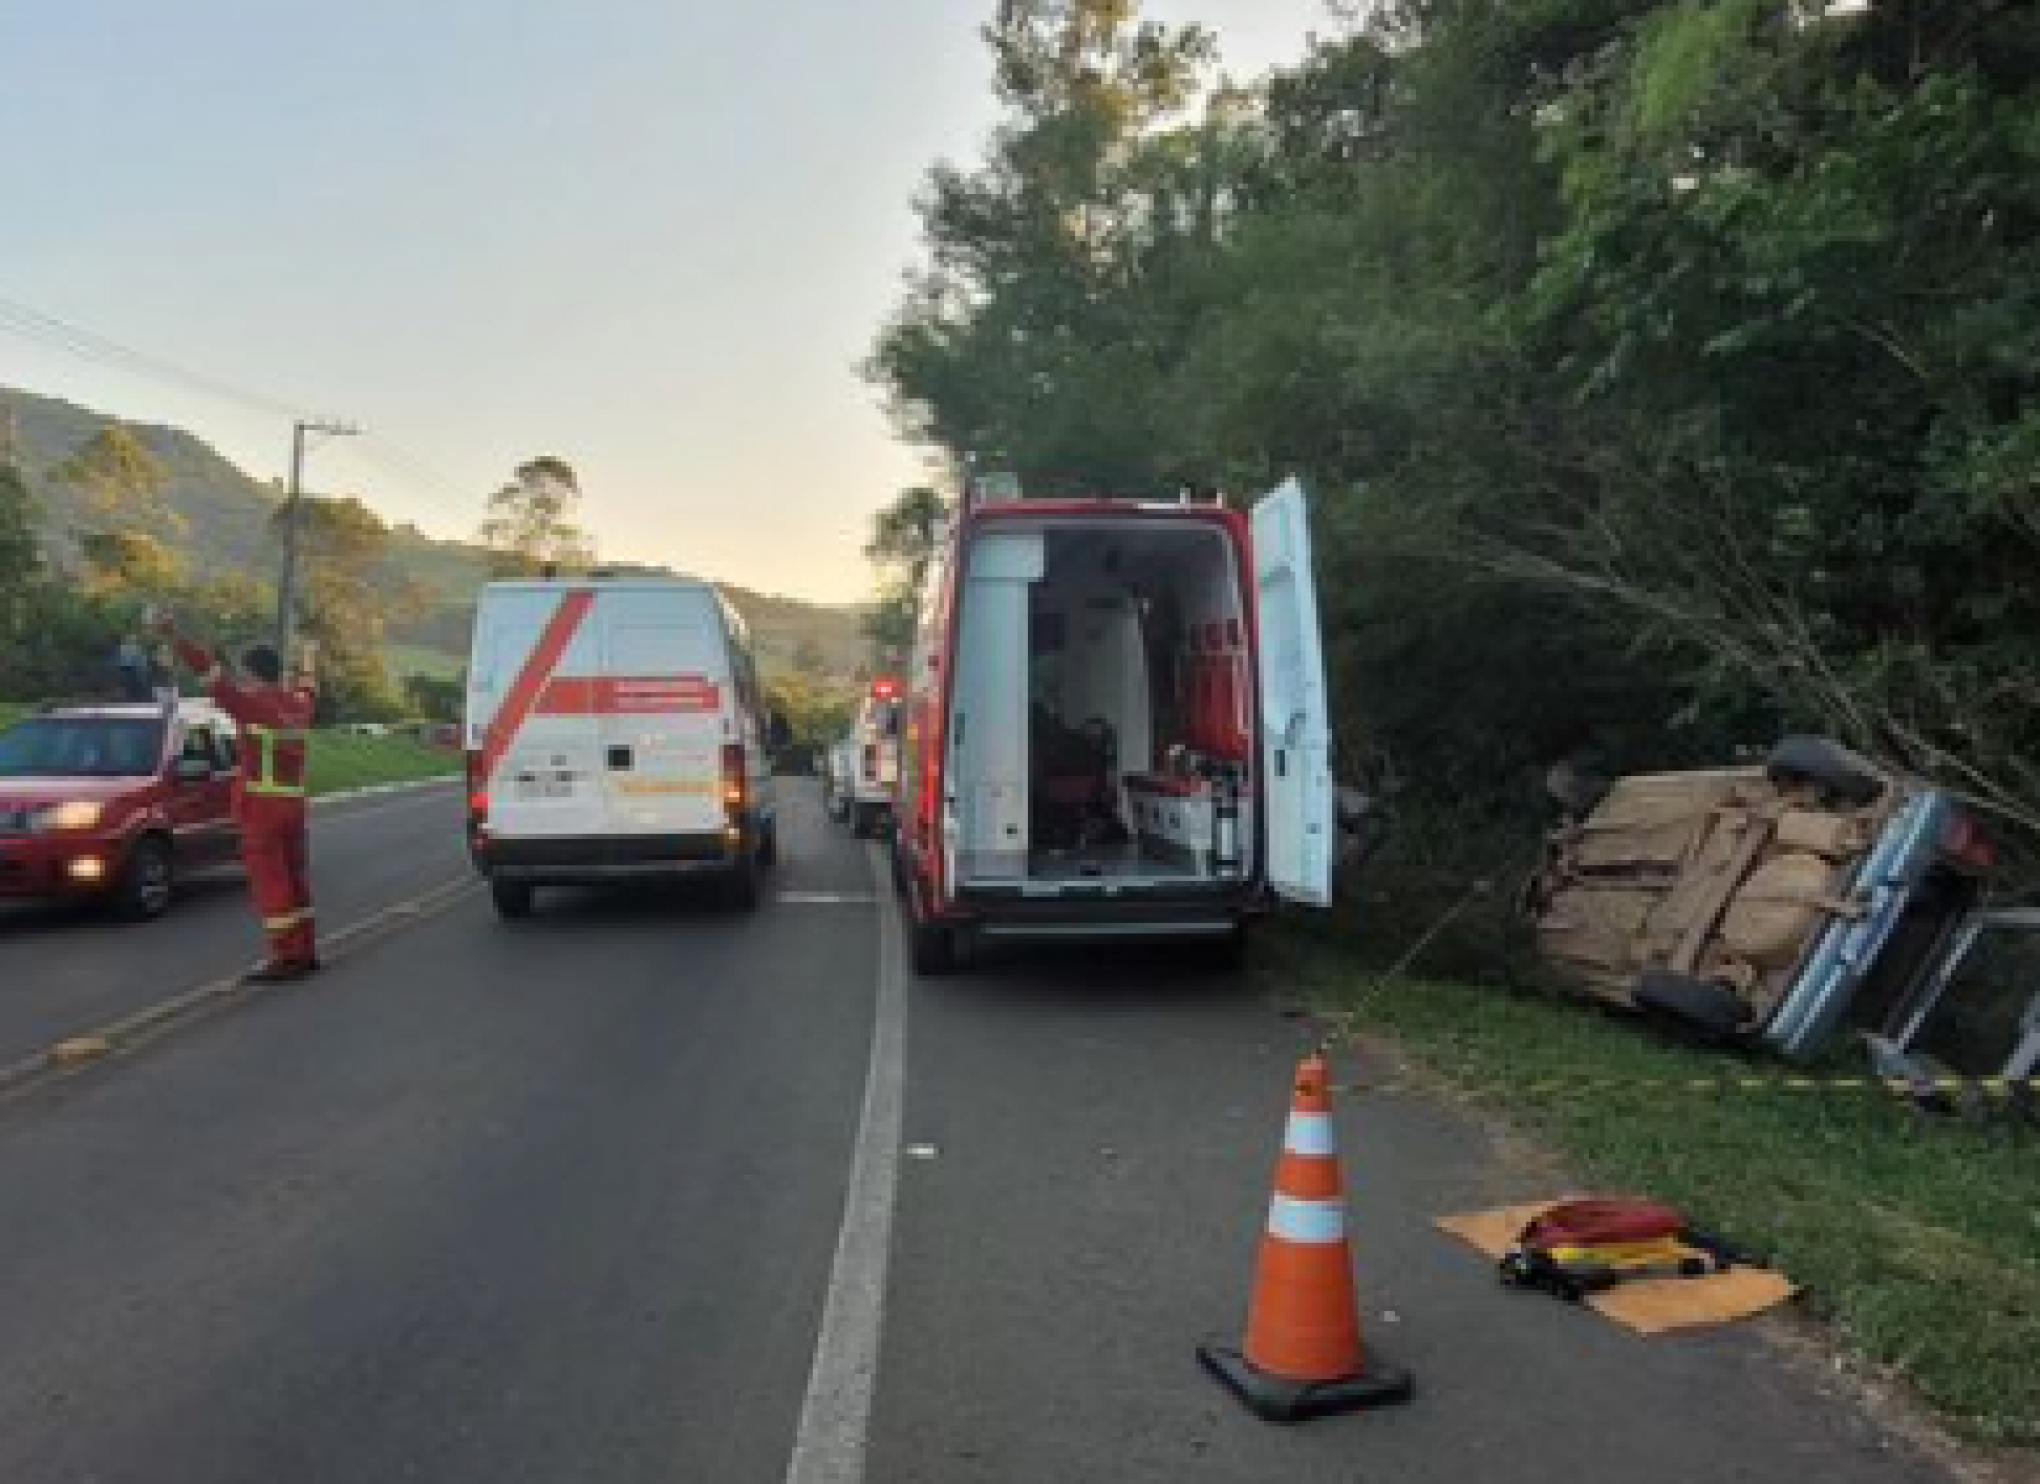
[907,887,964,976]
[490,879,535,920]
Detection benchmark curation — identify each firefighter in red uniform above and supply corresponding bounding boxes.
[157,614,320,982]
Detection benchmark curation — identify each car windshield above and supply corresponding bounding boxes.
[0,717,164,779]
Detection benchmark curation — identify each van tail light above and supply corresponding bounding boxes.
[722,744,747,811]
[1940,812,1996,874]
[465,751,489,821]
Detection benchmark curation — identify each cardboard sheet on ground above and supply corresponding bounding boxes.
[1436,1202,1797,1336]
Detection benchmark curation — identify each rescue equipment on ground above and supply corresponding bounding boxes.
[1497,1199,1736,1302]
[1199,1054,1413,1422]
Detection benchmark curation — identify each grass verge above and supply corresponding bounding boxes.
[1271,934,2040,1448]
[307,733,459,797]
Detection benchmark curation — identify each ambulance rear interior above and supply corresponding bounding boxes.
[938,480,1332,933]
[466,581,759,884]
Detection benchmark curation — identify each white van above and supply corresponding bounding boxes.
[894,477,1335,972]
[463,578,782,917]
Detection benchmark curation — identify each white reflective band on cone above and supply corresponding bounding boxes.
[1283,1111,1336,1157]
[1266,1193,1345,1245]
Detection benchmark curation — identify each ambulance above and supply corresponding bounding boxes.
[841,675,905,838]
[894,477,1335,973]
[464,577,782,917]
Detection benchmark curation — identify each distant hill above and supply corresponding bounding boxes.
[0,385,869,679]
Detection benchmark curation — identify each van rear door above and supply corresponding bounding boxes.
[595,589,728,839]
[472,586,604,840]
[1251,478,1335,907]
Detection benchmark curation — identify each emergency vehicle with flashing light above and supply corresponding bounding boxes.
[463,577,786,917]
[893,476,1338,974]
[842,676,904,838]
[0,695,242,919]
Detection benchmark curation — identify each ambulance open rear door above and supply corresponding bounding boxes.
[1251,477,1335,908]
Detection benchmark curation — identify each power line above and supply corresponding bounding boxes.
[0,293,312,422]
[0,289,481,525]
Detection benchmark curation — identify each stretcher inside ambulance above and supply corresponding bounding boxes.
[898,479,1334,970]
[464,578,779,917]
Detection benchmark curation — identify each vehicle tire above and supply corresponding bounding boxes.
[1632,969,1748,1044]
[111,834,174,921]
[907,888,958,976]
[723,851,762,912]
[1210,920,1252,973]
[1765,736,1884,807]
[490,879,535,920]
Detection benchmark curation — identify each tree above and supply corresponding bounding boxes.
[49,424,170,526]
[273,495,405,721]
[790,636,829,679]
[862,485,949,664]
[477,455,596,578]
[76,530,182,594]
[404,672,464,721]
[0,455,45,693]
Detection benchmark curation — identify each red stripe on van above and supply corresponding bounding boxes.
[481,588,596,779]
[536,676,722,715]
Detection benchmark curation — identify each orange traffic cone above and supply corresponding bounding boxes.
[1199,1054,1413,1422]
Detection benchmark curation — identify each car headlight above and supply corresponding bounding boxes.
[32,801,105,832]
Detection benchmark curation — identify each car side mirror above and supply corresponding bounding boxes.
[173,756,214,783]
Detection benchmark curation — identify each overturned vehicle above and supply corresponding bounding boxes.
[1522,737,2016,1064]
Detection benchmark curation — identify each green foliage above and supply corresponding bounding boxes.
[763,669,855,772]
[1276,938,2040,1445]
[305,732,458,796]
[0,458,42,665]
[49,423,173,530]
[870,0,2040,881]
[76,529,182,593]
[862,485,949,665]
[403,672,463,722]
[275,495,407,722]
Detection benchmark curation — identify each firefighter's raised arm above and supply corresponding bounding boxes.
[152,610,253,716]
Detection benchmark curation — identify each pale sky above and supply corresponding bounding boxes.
[1,2,1337,604]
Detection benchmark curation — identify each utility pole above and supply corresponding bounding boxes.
[275,417,360,659]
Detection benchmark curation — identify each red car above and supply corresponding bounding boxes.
[0,698,243,920]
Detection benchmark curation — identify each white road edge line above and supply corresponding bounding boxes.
[784,843,907,1484]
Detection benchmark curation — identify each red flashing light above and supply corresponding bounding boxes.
[871,676,902,701]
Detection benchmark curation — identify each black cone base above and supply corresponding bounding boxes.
[1198,1342,1414,1423]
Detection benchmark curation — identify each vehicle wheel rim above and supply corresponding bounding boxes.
[139,851,171,912]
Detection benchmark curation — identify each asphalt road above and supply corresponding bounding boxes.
[0,785,470,1067]
[0,782,1966,1483]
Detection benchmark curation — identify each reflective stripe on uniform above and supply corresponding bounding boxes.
[1266,1193,1345,1245]
[262,910,314,931]
[243,724,310,797]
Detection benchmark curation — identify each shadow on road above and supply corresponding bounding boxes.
[0,871,245,940]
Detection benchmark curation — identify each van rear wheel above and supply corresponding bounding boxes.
[722,852,762,912]
[490,879,535,920]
